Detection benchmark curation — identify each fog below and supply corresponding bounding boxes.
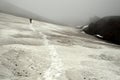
[0,0,120,26]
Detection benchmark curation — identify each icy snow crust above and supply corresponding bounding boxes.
[0,12,120,80]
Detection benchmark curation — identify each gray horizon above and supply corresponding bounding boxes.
[0,0,120,26]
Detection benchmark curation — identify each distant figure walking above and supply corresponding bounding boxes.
[30,18,32,23]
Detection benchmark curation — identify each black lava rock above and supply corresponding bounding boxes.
[83,16,120,45]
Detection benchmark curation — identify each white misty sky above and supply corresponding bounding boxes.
[0,0,120,26]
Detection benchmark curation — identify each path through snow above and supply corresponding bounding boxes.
[29,23,65,80]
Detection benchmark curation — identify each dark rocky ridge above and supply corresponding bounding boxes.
[83,16,120,45]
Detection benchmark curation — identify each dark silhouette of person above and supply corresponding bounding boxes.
[30,18,32,23]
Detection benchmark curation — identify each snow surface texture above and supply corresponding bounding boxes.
[30,23,66,80]
[0,12,120,80]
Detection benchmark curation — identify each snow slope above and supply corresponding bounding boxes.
[0,12,120,80]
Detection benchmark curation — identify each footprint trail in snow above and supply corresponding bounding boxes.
[29,23,65,80]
